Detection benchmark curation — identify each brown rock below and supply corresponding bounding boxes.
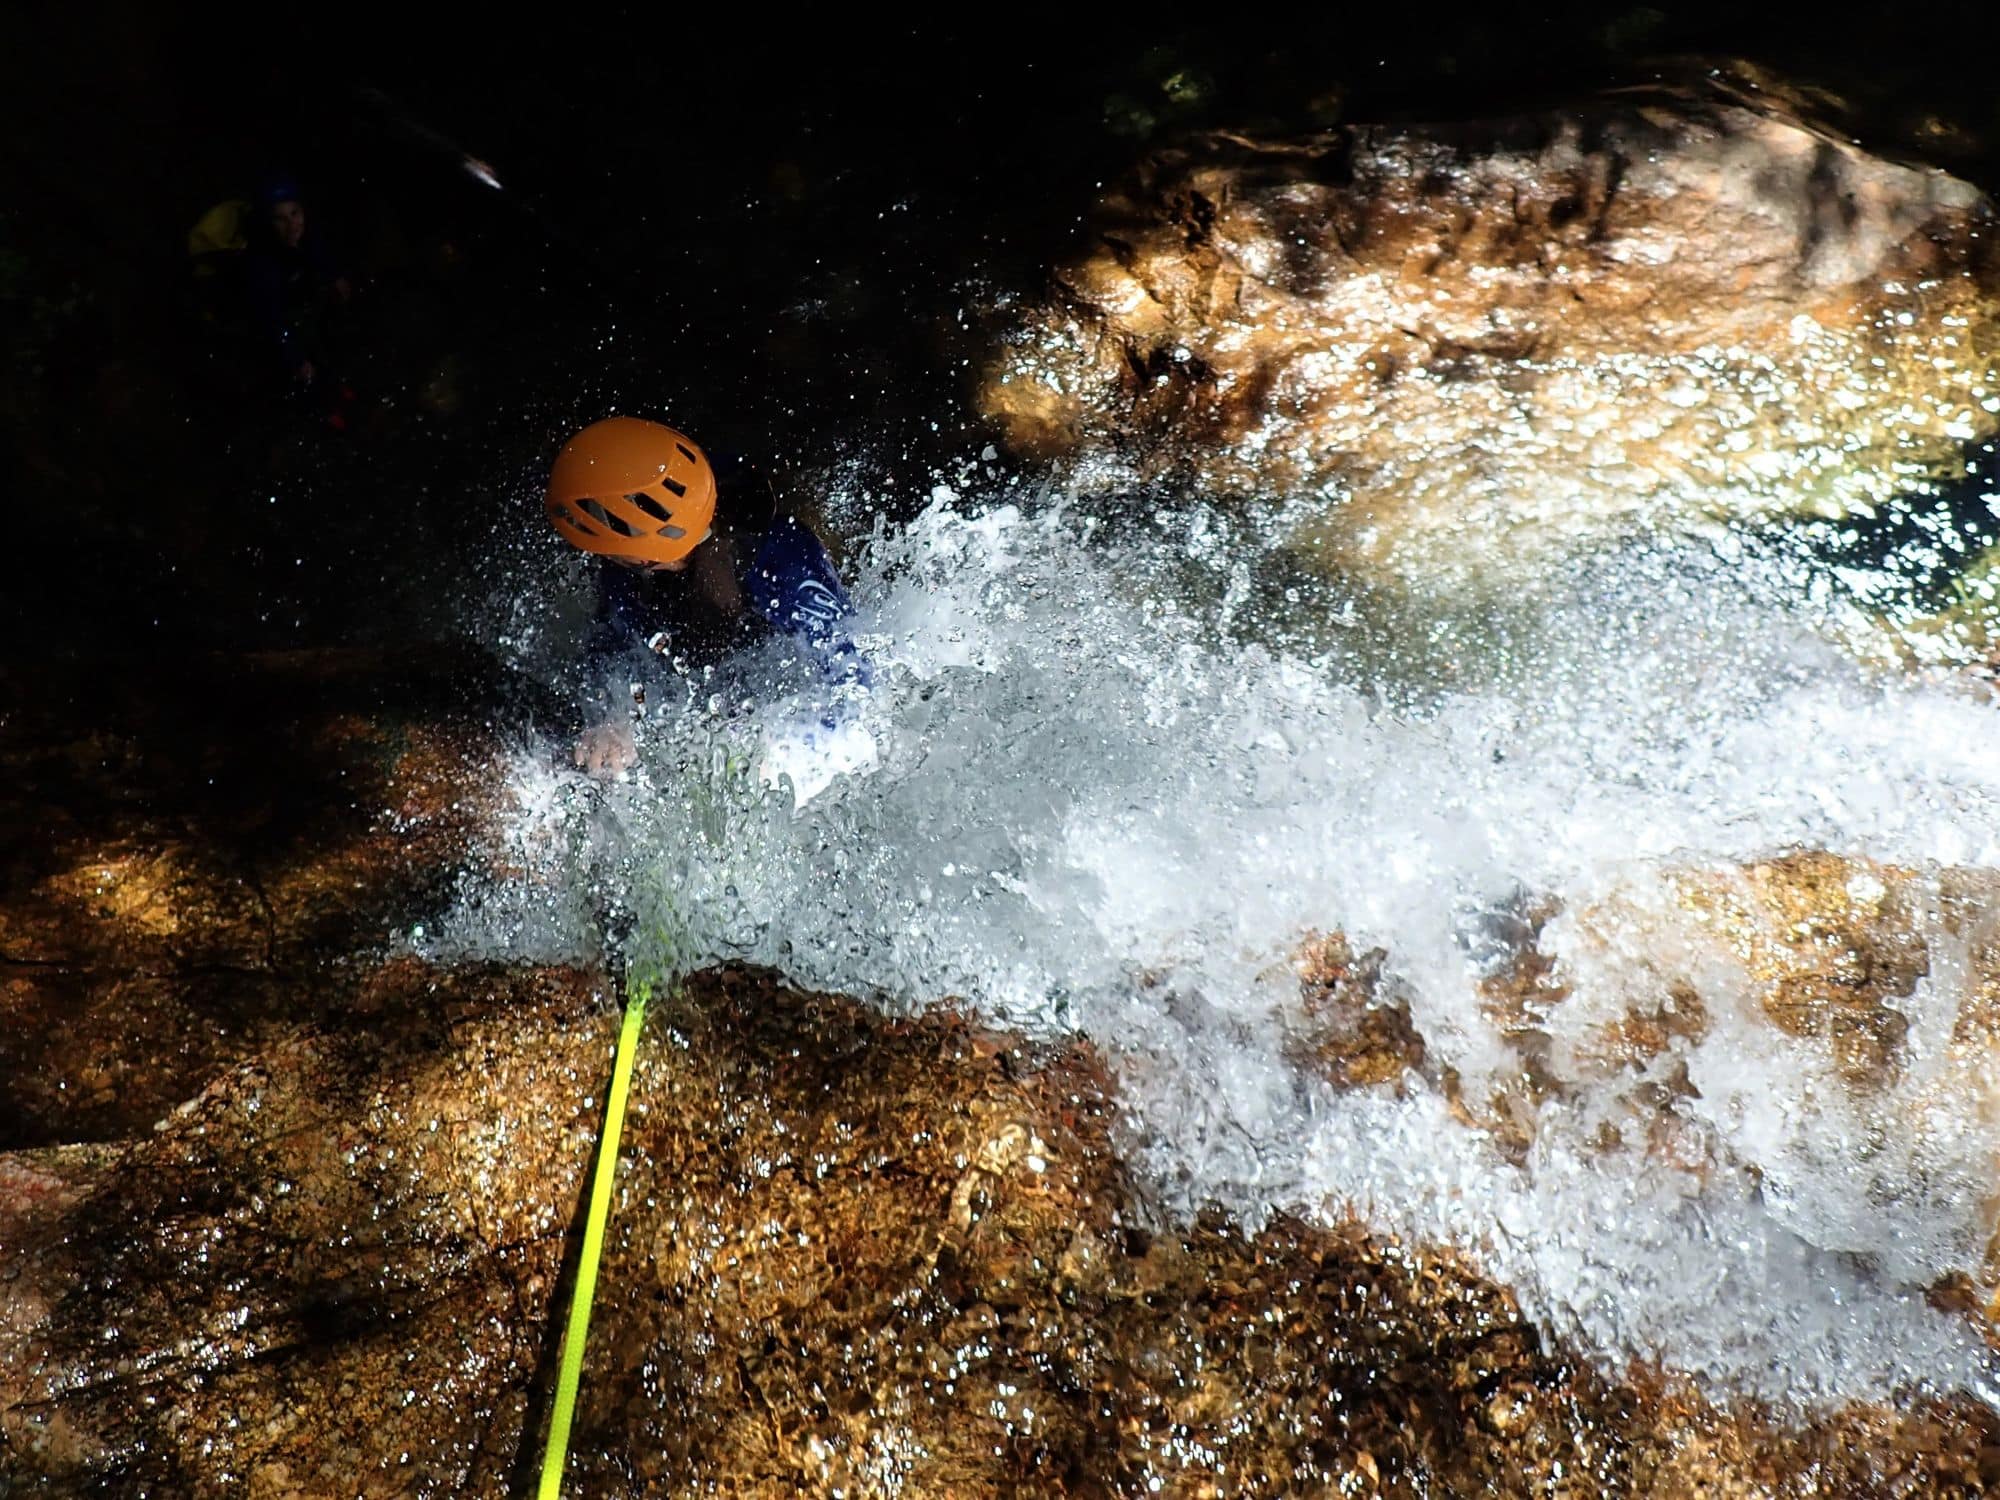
[979,74,2000,582]
[1669,851,1937,1088]
[1302,854,2000,1187]
[1469,851,1964,1107]
[0,648,506,1149]
[0,962,611,1497]
[12,960,1995,1497]
[5,651,1999,1495]
[1415,855,2000,1311]
[1286,930,1426,1090]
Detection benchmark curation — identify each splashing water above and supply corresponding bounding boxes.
[437,475,2000,1407]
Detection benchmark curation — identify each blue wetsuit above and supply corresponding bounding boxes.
[243,228,343,378]
[580,459,867,714]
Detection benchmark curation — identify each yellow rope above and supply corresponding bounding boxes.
[538,979,649,1498]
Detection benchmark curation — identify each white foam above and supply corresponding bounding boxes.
[439,483,2000,1407]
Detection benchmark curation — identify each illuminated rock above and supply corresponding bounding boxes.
[6,654,1999,1493]
[980,73,2000,584]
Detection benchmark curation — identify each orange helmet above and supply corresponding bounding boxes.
[546,417,718,567]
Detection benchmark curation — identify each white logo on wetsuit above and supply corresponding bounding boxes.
[791,580,844,623]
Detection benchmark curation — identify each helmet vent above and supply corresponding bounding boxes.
[675,443,698,464]
[575,497,638,537]
[626,490,676,524]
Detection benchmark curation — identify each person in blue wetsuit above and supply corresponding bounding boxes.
[240,175,352,393]
[545,415,866,774]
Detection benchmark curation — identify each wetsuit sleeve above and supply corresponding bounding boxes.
[577,563,651,718]
[744,514,871,687]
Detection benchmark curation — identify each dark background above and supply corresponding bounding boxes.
[5,4,1999,656]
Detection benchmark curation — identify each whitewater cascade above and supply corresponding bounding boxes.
[440,471,2000,1407]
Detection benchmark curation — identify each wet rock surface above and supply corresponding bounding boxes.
[979,69,2000,582]
[0,962,609,1496]
[12,962,2000,1498]
[0,649,508,1149]
[6,653,2000,1496]
[1294,851,2000,1337]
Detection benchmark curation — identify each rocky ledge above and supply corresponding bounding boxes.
[979,67,2000,584]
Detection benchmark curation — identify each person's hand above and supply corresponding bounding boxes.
[574,720,638,777]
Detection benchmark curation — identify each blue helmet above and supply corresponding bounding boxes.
[253,174,304,211]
